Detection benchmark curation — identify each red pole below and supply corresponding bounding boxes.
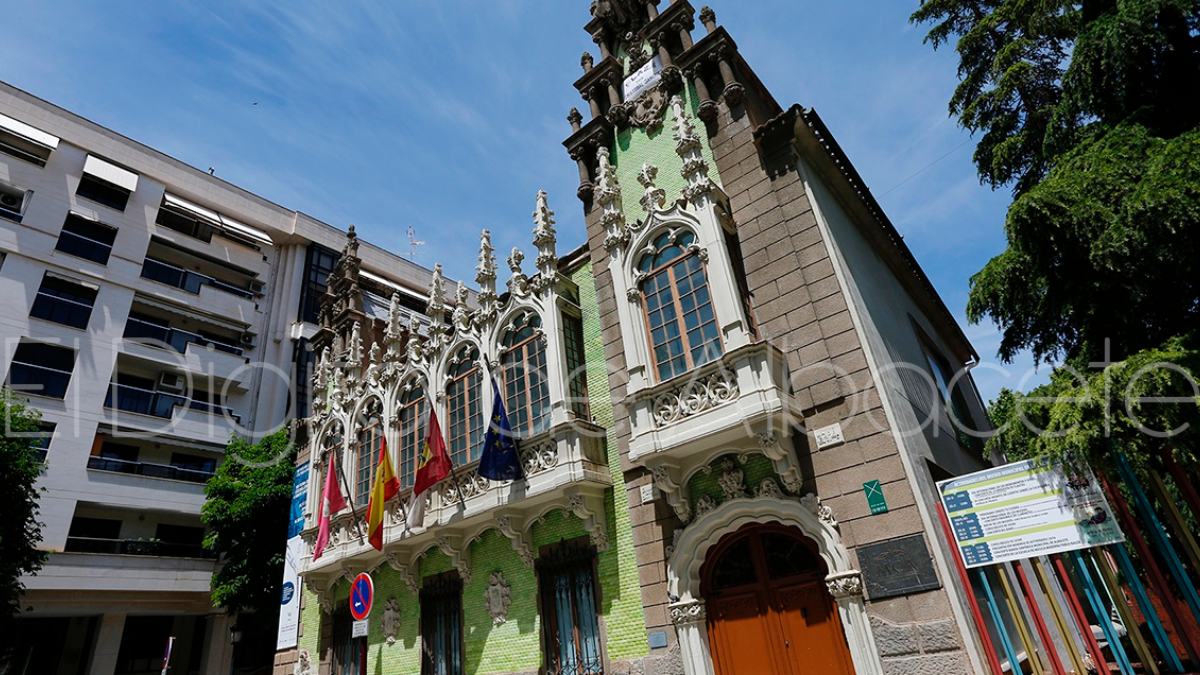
[935,501,1004,675]
[1051,554,1111,674]
[1014,562,1068,675]
[1162,452,1200,524]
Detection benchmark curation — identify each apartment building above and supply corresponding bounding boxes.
[0,82,435,675]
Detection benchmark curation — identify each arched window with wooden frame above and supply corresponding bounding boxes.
[446,344,483,467]
[636,228,722,382]
[500,311,551,438]
[352,398,383,506]
[397,382,427,490]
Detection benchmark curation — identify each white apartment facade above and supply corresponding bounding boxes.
[0,81,433,675]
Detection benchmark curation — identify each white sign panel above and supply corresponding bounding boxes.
[276,461,310,650]
[623,55,663,101]
[352,620,369,638]
[937,459,1123,568]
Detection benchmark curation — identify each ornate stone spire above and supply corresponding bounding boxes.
[596,147,629,251]
[507,247,529,296]
[671,95,717,205]
[427,263,446,318]
[532,190,557,280]
[452,281,471,331]
[385,292,404,342]
[637,162,666,212]
[476,229,498,315]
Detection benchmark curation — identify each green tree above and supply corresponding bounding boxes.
[201,430,296,638]
[0,392,47,647]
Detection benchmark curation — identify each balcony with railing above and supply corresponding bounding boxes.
[86,455,214,484]
[103,379,240,445]
[63,536,214,559]
[138,237,262,322]
[140,257,253,299]
[121,313,251,385]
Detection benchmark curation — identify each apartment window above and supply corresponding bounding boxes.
[76,155,137,211]
[30,274,98,329]
[0,181,32,222]
[68,516,121,541]
[446,344,483,466]
[28,422,56,463]
[562,312,590,420]
[420,572,464,675]
[292,338,315,420]
[300,243,339,324]
[56,213,117,265]
[353,399,383,505]
[398,383,427,490]
[0,113,57,166]
[501,311,550,437]
[538,539,603,675]
[918,333,982,452]
[6,342,74,399]
[156,202,215,242]
[170,452,216,475]
[100,442,139,462]
[637,229,722,381]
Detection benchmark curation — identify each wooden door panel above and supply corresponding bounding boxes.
[773,584,855,675]
[708,591,785,675]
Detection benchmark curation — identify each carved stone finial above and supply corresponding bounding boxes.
[699,6,717,33]
[637,162,666,212]
[532,190,557,279]
[345,224,359,257]
[595,147,629,251]
[427,263,446,316]
[567,107,583,131]
[476,229,497,315]
[581,51,595,71]
[507,247,528,295]
[385,292,404,341]
[452,281,470,330]
[670,95,717,205]
[345,321,363,365]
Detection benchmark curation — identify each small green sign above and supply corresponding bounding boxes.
[863,480,888,514]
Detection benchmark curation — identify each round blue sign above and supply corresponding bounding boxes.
[349,572,374,620]
[280,581,295,605]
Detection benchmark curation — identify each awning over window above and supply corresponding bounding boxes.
[83,154,138,192]
[0,112,60,150]
[162,191,274,246]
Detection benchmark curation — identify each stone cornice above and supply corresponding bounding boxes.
[675,25,738,73]
[641,0,695,44]
[562,115,614,160]
[572,55,624,98]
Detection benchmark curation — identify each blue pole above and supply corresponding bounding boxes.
[1116,455,1200,625]
[1071,550,1134,674]
[1110,542,1184,672]
[978,567,1023,674]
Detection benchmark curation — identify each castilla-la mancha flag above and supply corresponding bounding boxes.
[406,404,453,530]
[366,436,401,551]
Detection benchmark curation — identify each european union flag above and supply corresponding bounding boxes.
[478,376,525,481]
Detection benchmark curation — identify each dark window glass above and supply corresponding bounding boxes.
[170,452,216,475]
[292,338,314,420]
[299,244,339,324]
[709,537,757,591]
[6,342,74,399]
[154,523,205,546]
[0,129,52,166]
[29,421,55,463]
[68,517,121,540]
[30,274,97,329]
[100,442,139,462]
[562,312,590,420]
[55,214,117,265]
[420,573,463,675]
[155,205,214,242]
[76,174,130,211]
[761,533,821,579]
[537,541,603,675]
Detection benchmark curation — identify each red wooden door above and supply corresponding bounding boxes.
[703,524,855,675]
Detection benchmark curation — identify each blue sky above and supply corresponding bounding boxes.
[0,0,1049,402]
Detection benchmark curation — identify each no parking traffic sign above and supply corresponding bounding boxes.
[349,572,374,621]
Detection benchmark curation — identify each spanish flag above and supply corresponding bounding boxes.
[366,436,401,551]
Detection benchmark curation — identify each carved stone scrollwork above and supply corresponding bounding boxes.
[637,162,666,213]
[755,478,784,498]
[669,600,707,626]
[651,464,691,523]
[627,84,669,133]
[567,493,610,552]
[825,571,864,599]
[651,369,740,427]
[495,515,535,568]
[385,554,420,595]
[716,460,746,501]
[435,536,471,583]
[801,493,838,530]
[520,441,559,477]
[695,494,717,516]
[441,469,491,502]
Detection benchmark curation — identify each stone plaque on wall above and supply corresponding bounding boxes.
[857,533,941,600]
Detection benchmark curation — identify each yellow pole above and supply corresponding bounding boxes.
[1091,549,1158,675]
[996,564,1045,675]
[1033,557,1088,675]
[1149,471,1200,577]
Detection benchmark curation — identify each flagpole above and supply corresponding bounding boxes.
[331,449,366,543]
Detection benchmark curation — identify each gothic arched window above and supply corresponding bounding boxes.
[501,311,550,437]
[397,383,427,490]
[446,344,483,466]
[352,398,383,506]
[320,422,344,513]
[637,229,722,381]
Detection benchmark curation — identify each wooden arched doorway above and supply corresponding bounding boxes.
[701,523,855,675]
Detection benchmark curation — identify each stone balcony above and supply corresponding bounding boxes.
[299,418,612,606]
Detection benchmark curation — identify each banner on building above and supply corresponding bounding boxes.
[276,460,310,650]
[937,458,1123,568]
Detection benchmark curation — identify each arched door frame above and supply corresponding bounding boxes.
[666,497,884,675]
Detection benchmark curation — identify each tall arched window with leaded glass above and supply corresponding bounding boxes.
[352,398,383,506]
[446,344,483,467]
[500,311,550,437]
[397,381,427,490]
[637,228,723,381]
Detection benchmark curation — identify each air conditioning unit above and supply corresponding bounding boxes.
[0,183,27,217]
[157,372,185,393]
[239,332,255,346]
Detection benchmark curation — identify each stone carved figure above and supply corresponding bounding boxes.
[485,571,512,625]
[382,597,400,646]
[293,649,312,675]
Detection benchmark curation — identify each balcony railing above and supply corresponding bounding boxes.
[140,257,253,299]
[87,456,214,484]
[64,536,214,559]
[104,382,239,422]
[124,316,243,356]
[6,361,72,399]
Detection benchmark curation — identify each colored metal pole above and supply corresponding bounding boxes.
[1109,542,1185,672]
[1052,554,1111,674]
[1033,557,1090,675]
[1148,471,1200,581]
[1161,452,1200,521]
[1091,549,1158,675]
[979,567,1024,675]
[1013,561,1068,675]
[1116,455,1200,626]
[936,501,1005,674]
[997,564,1046,675]
[1071,549,1135,674]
